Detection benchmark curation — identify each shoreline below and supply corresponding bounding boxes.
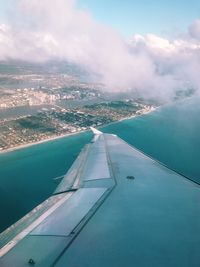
[0,107,157,155]
[0,130,87,154]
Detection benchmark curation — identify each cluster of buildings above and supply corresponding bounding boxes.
[0,89,57,108]
[0,86,102,109]
[0,73,102,109]
[0,101,156,151]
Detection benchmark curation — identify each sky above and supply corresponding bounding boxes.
[0,0,200,100]
[78,0,200,36]
[77,0,200,37]
[1,0,200,37]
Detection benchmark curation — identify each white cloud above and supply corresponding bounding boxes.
[0,0,200,100]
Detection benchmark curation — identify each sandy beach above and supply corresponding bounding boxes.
[0,131,87,154]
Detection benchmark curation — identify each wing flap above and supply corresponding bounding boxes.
[30,188,107,236]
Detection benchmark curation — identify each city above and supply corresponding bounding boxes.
[0,67,156,151]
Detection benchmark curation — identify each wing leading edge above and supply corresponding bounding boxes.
[1,129,200,267]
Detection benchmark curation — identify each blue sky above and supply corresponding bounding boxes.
[0,0,200,37]
[78,0,200,37]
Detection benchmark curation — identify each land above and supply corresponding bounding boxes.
[0,100,156,152]
[0,61,158,152]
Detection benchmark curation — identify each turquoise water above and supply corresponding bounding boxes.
[1,97,200,232]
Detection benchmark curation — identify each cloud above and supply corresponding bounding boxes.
[130,30,200,91]
[0,0,200,100]
[188,20,200,40]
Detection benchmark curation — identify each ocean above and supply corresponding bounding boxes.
[0,96,200,232]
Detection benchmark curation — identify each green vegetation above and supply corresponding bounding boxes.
[17,116,56,133]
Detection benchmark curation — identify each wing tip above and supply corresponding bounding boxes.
[90,127,102,135]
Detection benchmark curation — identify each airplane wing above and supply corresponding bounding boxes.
[1,128,200,267]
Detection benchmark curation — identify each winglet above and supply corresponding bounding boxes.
[90,127,102,135]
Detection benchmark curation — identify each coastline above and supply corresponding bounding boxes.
[0,107,157,155]
[0,130,87,154]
